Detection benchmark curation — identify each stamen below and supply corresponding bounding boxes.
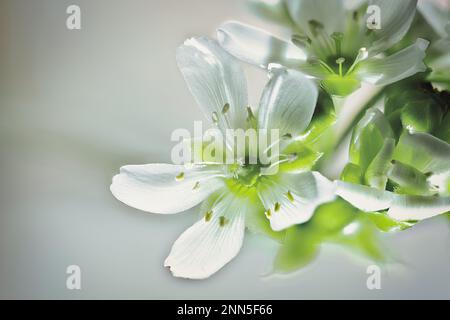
[204,210,213,222]
[346,47,368,75]
[286,191,295,203]
[274,202,281,212]
[331,32,344,56]
[219,216,228,227]
[336,57,346,77]
[175,172,185,181]
[308,57,335,74]
[291,34,311,48]
[265,208,272,218]
[308,20,324,37]
[222,103,230,114]
[192,181,200,190]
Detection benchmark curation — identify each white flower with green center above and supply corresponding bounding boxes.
[110,37,336,279]
[217,0,429,96]
[336,108,450,221]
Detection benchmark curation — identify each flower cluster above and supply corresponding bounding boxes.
[111,0,450,279]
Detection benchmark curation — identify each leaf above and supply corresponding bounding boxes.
[273,226,319,273]
[365,138,395,190]
[341,163,364,184]
[366,211,415,232]
[349,109,394,173]
[393,131,450,175]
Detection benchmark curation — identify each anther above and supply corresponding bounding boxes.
[175,172,185,181]
[274,202,281,212]
[204,210,213,222]
[222,103,230,114]
[219,216,228,227]
[192,181,200,190]
[286,191,295,203]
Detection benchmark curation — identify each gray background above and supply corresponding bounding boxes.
[1,0,449,299]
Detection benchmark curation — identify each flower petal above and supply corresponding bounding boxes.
[418,0,450,38]
[248,0,294,27]
[258,67,318,137]
[257,172,336,231]
[164,192,248,279]
[110,164,225,214]
[356,39,429,86]
[286,0,346,35]
[217,21,308,69]
[388,194,450,221]
[335,181,393,212]
[177,36,248,133]
[369,0,418,52]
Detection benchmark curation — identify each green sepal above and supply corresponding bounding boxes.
[341,163,364,184]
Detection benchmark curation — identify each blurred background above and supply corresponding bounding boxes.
[1,0,450,299]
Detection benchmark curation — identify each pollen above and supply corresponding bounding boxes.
[222,103,230,114]
[274,202,281,212]
[204,210,213,222]
[175,172,185,181]
[286,191,295,203]
[219,216,228,227]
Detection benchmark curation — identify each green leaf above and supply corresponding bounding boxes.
[365,138,395,190]
[400,100,442,133]
[310,199,357,235]
[349,109,394,173]
[273,226,319,273]
[393,131,450,175]
[388,160,434,196]
[332,216,386,262]
[341,163,364,184]
[367,211,415,232]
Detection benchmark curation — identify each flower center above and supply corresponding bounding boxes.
[231,162,262,187]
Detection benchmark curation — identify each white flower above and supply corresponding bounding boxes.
[110,37,336,279]
[217,0,429,96]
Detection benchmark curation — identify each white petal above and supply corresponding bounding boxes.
[164,192,248,279]
[418,0,450,38]
[110,164,225,214]
[369,0,418,52]
[177,37,248,133]
[248,0,294,27]
[217,21,307,69]
[258,67,318,137]
[286,0,346,35]
[356,39,429,86]
[257,172,336,231]
[388,194,450,221]
[335,181,393,212]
